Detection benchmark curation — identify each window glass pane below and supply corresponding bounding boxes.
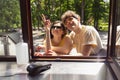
[0,0,21,56]
[31,0,109,57]
[115,0,120,65]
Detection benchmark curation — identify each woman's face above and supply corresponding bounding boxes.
[51,23,64,37]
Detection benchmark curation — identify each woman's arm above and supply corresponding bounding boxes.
[41,14,52,53]
[45,29,51,52]
[51,36,73,55]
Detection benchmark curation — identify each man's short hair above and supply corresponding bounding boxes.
[61,10,80,24]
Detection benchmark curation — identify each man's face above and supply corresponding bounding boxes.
[64,16,79,31]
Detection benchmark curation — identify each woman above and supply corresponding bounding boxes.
[34,14,72,56]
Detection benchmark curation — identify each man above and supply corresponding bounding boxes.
[61,10,105,56]
[116,25,120,57]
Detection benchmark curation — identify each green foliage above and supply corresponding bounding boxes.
[0,0,21,32]
[30,0,110,31]
[91,0,109,30]
[99,20,108,31]
[0,0,110,32]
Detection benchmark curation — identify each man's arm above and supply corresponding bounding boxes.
[82,45,93,56]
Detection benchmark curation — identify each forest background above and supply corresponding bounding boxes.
[0,0,109,32]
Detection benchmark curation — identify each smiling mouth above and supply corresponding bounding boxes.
[72,25,75,28]
[69,23,75,28]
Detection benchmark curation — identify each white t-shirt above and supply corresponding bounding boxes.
[116,25,120,57]
[70,25,103,54]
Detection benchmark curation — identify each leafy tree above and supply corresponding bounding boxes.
[92,0,107,30]
[0,0,21,32]
[30,0,109,31]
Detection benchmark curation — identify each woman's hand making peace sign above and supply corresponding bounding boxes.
[41,14,51,31]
